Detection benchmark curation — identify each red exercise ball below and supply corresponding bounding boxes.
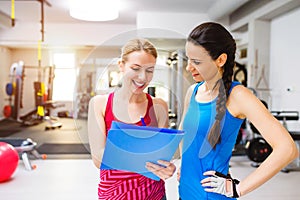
[0,142,19,182]
[3,105,12,118]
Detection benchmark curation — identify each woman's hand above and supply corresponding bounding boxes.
[145,160,176,181]
[201,170,240,198]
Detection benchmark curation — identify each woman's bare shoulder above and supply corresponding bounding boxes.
[89,94,110,113]
[229,84,255,100]
[152,96,168,109]
[91,94,109,101]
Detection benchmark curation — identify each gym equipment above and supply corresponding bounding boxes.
[284,132,300,172]
[3,62,24,121]
[0,138,45,171]
[19,65,65,129]
[147,86,156,97]
[5,82,15,96]
[3,105,12,118]
[271,111,300,172]
[245,137,272,163]
[271,111,299,130]
[0,142,19,182]
[74,72,95,119]
[234,62,247,87]
[6,63,18,96]
[169,110,177,129]
[20,100,64,128]
[44,116,62,130]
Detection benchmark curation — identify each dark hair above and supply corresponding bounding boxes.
[187,22,236,149]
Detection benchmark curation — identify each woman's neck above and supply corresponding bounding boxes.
[113,88,148,123]
[202,70,222,92]
[115,87,147,104]
[195,78,221,102]
[203,78,221,93]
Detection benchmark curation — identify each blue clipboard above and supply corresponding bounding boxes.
[100,121,184,181]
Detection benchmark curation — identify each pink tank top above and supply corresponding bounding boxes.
[98,93,165,200]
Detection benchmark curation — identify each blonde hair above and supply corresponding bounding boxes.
[121,38,157,62]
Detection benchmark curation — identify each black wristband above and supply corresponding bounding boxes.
[231,178,240,198]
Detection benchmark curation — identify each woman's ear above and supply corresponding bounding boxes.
[216,53,227,68]
[118,59,125,72]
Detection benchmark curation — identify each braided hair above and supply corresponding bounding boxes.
[187,22,236,149]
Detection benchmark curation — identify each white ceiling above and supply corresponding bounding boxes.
[0,0,219,24]
[0,0,232,49]
[0,0,299,49]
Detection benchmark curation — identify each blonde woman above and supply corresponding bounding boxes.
[88,38,175,200]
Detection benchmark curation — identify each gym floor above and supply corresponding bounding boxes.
[1,118,300,200]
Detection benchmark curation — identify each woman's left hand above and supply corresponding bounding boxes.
[201,170,241,198]
[145,160,176,181]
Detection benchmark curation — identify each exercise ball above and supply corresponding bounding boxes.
[3,105,12,118]
[0,142,19,182]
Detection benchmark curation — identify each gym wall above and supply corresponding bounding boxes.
[0,46,124,119]
[269,7,300,131]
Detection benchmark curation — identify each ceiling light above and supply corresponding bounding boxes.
[69,0,119,21]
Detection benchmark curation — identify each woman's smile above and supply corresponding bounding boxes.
[133,80,146,88]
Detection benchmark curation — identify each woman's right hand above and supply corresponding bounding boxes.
[145,160,176,181]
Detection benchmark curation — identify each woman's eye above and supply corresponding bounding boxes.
[131,67,140,71]
[146,69,154,73]
[193,60,201,65]
[188,59,201,65]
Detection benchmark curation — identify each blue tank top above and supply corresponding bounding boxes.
[179,81,244,200]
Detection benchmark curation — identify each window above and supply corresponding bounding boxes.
[52,53,76,101]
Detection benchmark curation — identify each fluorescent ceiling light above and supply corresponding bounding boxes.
[69,0,119,21]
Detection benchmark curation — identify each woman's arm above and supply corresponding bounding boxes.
[87,95,108,168]
[229,85,299,196]
[153,97,169,128]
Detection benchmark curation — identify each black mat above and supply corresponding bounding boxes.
[37,143,90,154]
[0,129,20,137]
[0,119,23,137]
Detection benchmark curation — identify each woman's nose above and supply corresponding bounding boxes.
[186,61,193,72]
[138,70,146,80]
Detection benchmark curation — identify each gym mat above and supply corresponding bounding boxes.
[0,129,20,137]
[37,143,90,154]
[0,119,23,137]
